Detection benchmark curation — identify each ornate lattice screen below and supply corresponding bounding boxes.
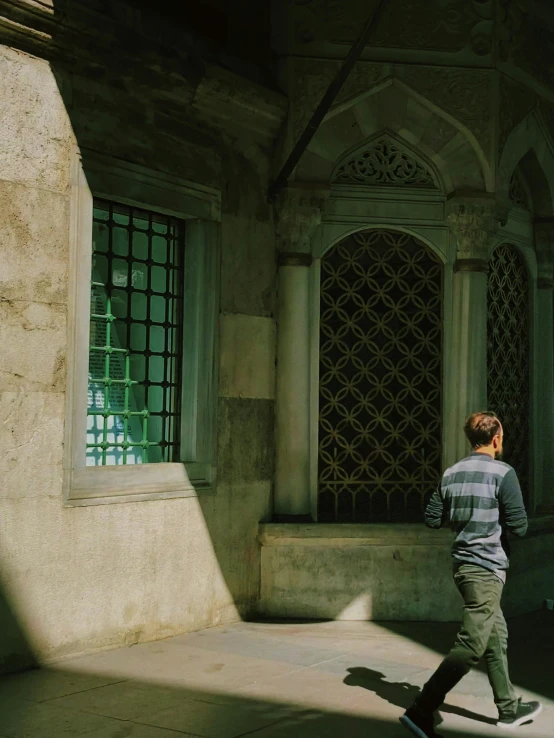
[318,229,443,522]
[333,136,439,189]
[487,244,530,503]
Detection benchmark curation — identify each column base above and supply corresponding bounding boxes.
[272,514,313,523]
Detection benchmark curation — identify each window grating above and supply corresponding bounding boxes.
[487,243,530,504]
[86,199,184,466]
[318,229,443,522]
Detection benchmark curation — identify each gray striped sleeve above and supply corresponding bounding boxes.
[499,469,528,538]
[424,482,444,529]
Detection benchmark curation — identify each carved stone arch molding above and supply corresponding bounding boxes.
[294,77,492,193]
[331,132,442,191]
[316,223,449,264]
[499,110,554,219]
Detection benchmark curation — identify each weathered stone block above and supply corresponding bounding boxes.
[203,481,272,614]
[0,47,73,194]
[219,314,276,400]
[258,524,460,622]
[0,300,67,392]
[0,392,64,499]
[220,216,276,317]
[217,398,274,485]
[0,181,69,305]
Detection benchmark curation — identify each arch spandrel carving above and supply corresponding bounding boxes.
[498,111,554,219]
[332,134,440,190]
[294,78,491,193]
[509,169,532,212]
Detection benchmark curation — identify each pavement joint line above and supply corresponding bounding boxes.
[122,718,207,738]
[228,706,305,738]
[237,651,350,687]
[35,677,131,703]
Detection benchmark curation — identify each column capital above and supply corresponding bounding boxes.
[535,218,554,283]
[446,192,506,261]
[275,184,330,254]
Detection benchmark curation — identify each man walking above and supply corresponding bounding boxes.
[400,411,542,738]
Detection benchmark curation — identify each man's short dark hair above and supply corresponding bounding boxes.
[464,411,502,449]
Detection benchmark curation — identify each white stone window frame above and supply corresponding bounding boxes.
[63,148,221,507]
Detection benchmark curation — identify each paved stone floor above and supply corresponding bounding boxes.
[0,611,551,737]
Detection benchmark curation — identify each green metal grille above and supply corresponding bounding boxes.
[86,199,184,466]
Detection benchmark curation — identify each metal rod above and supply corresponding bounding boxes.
[268,0,390,202]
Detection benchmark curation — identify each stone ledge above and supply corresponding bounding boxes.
[258,519,554,621]
[259,516,554,548]
[259,522,455,547]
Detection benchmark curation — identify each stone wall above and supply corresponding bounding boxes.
[266,0,554,623]
[258,520,554,622]
[0,1,286,672]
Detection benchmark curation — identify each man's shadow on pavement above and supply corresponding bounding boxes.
[343,668,497,726]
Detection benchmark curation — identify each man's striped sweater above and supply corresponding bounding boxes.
[424,451,528,582]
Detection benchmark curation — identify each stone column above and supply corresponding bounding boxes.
[273,187,327,521]
[534,222,554,513]
[445,196,502,466]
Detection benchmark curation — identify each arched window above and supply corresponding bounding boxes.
[318,229,443,522]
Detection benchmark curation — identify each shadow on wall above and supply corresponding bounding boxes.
[0,585,37,675]
[258,518,554,623]
[0,0,277,674]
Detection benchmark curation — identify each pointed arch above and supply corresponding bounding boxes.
[294,77,492,193]
[509,167,533,212]
[498,110,554,218]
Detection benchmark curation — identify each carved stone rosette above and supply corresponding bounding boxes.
[274,186,329,256]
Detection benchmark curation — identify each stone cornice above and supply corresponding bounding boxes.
[192,65,287,142]
[0,0,55,56]
[0,0,287,142]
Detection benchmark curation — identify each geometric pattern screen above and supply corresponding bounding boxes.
[318,229,443,522]
[487,243,530,504]
[86,200,184,466]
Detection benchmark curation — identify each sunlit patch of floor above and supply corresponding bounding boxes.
[0,612,551,737]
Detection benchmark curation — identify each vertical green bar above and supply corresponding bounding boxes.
[103,305,111,466]
[123,353,130,465]
[142,411,148,463]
